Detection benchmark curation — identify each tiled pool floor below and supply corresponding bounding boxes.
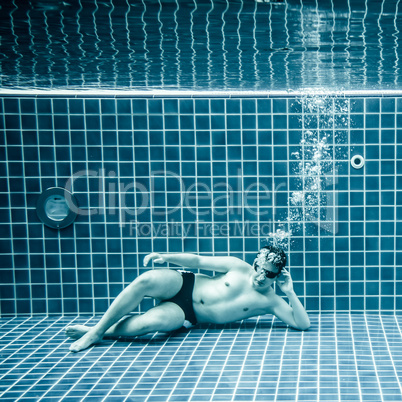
[1,314,402,402]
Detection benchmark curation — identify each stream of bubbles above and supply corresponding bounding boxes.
[266,94,349,251]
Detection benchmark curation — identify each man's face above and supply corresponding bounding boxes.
[252,259,279,287]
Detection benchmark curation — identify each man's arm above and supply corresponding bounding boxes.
[143,252,247,273]
[270,269,310,331]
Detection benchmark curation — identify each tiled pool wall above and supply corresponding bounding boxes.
[1,93,401,316]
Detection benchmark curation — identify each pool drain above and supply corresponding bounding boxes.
[351,155,365,169]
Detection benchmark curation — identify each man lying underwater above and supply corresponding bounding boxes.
[66,246,310,352]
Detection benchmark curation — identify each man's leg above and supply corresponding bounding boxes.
[67,269,183,352]
[67,302,185,339]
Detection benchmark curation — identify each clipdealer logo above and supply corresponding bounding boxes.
[128,220,279,238]
[64,169,278,220]
[63,168,339,235]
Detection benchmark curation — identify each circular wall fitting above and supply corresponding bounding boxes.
[36,187,78,229]
[351,155,365,170]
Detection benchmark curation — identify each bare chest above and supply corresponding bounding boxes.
[193,272,272,323]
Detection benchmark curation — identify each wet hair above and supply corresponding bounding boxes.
[256,245,287,273]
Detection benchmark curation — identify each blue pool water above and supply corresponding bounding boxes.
[1,0,402,91]
[1,1,402,401]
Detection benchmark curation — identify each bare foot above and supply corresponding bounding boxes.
[65,324,90,340]
[69,329,103,353]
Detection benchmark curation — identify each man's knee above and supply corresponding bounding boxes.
[132,271,156,292]
[130,269,182,300]
[131,270,170,291]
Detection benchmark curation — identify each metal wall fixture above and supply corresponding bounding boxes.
[36,187,78,229]
[351,155,365,170]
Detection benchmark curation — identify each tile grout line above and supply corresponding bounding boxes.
[334,314,341,402]
[75,340,140,402]
[0,316,63,378]
[0,316,18,334]
[164,328,208,402]
[186,329,224,402]
[363,313,385,402]
[231,317,260,399]
[379,315,402,396]
[59,341,123,402]
[273,322,289,402]
[131,330,192,402]
[9,316,89,401]
[209,321,246,401]
[252,315,275,402]
[46,343,120,402]
[0,316,33,342]
[99,332,161,402]
[348,313,363,402]
[317,312,320,402]
[294,327,304,402]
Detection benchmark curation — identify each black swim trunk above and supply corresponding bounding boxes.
[165,271,197,328]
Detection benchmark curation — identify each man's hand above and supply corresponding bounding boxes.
[276,268,294,294]
[143,253,166,266]
[271,267,310,330]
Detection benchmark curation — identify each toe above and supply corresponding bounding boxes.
[69,344,78,353]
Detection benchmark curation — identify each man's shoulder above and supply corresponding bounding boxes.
[197,255,251,274]
[226,257,252,272]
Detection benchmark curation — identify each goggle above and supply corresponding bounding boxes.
[254,263,280,279]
